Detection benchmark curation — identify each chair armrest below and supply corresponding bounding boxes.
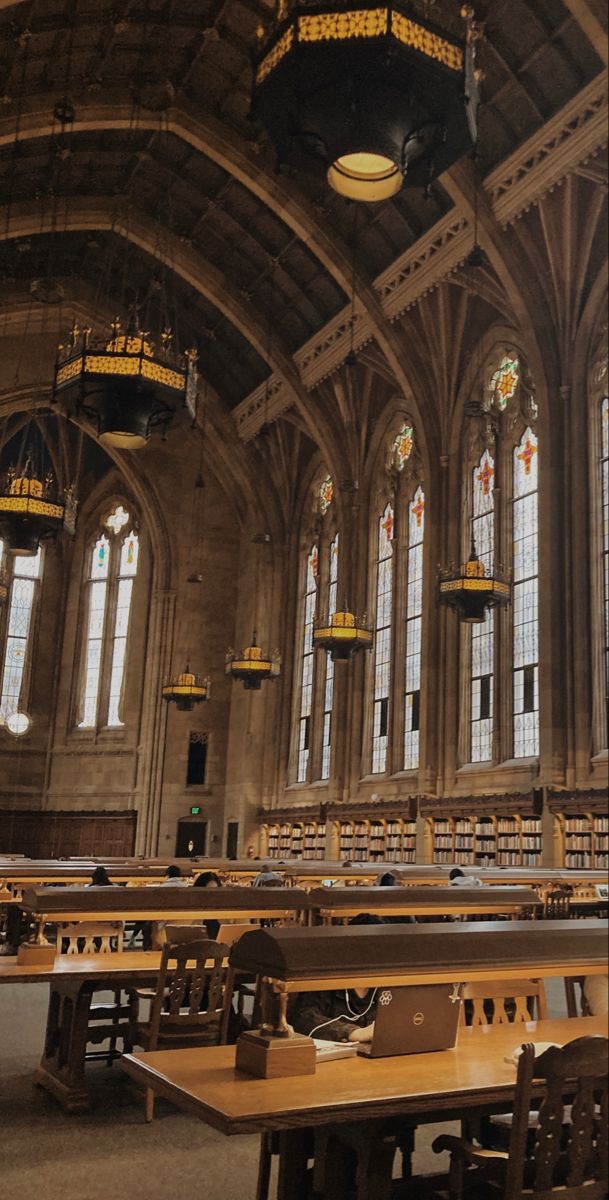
[432,1134,509,1167]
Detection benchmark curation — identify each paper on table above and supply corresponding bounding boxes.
[313,1039,358,1062]
[505,1041,560,1065]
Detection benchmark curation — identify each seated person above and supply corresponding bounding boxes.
[583,974,608,1015]
[252,864,284,888]
[158,864,189,886]
[449,867,482,887]
[378,871,414,923]
[88,865,114,886]
[193,871,222,940]
[289,914,383,1043]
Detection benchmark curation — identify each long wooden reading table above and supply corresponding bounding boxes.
[309,885,541,922]
[122,1014,608,1199]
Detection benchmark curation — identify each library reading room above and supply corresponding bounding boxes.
[0,1,607,1198]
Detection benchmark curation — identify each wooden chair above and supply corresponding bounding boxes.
[57,921,135,1066]
[565,976,592,1018]
[460,979,548,1027]
[433,1034,609,1199]
[133,926,230,1121]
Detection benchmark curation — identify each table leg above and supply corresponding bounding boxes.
[276,1129,311,1200]
[33,980,94,1113]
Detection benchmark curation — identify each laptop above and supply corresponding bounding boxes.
[216,922,258,947]
[357,983,462,1058]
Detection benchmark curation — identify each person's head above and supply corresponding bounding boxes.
[449,868,465,881]
[378,872,399,887]
[165,864,182,879]
[342,859,353,868]
[91,866,112,886]
[348,913,385,926]
[193,871,221,888]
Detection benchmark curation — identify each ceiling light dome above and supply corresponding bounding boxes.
[252,1,480,202]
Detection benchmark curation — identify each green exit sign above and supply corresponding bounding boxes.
[190,806,202,816]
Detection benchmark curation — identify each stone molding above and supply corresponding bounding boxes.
[235,70,608,440]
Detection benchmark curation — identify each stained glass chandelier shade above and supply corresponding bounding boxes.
[252,1,480,202]
[439,537,510,623]
[313,608,373,660]
[0,442,75,557]
[53,320,198,450]
[225,638,281,690]
[162,666,211,711]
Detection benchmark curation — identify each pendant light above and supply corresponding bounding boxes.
[252,2,482,202]
[226,534,281,689]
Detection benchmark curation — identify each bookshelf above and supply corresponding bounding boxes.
[496,815,543,867]
[564,814,609,870]
[263,817,326,860]
[474,817,497,866]
[336,813,418,863]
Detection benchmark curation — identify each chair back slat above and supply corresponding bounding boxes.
[460,979,546,1027]
[59,922,124,954]
[505,1036,609,1200]
[147,931,229,1049]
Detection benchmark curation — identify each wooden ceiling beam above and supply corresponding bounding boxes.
[0,194,350,483]
[0,94,428,470]
[560,0,608,65]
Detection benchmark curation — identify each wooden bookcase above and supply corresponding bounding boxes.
[335,813,417,864]
[261,812,327,860]
[548,790,609,871]
[421,793,543,869]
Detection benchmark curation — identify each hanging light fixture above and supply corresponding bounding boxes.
[162,422,211,710]
[438,536,510,623]
[162,666,210,711]
[252,2,481,203]
[313,605,373,661]
[0,422,77,557]
[53,319,198,450]
[226,534,281,689]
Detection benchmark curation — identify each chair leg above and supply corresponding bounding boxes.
[145,1087,155,1123]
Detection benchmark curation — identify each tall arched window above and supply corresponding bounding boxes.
[470,450,495,762]
[404,487,425,770]
[513,428,539,757]
[0,545,43,724]
[601,394,609,714]
[321,532,339,780]
[296,544,318,782]
[372,503,394,773]
[79,504,140,730]
[461,348,539,764]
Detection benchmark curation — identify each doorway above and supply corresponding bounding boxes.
[175,819,207,858]
[226,821,239,860]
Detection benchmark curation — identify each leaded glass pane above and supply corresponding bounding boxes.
[119,532,139,577]
[90,535,110,580]
[79,575,108,729]
[513,429,539,757]
[372,505,394,774]
[393,424,413,471]
[601,397,609,727]
[404,488,424,770]
[297,545,318,781]
[319,477,334,515]
[470,453,495,761]
[0,551,42,724]
[321,533,339,780]
[107,578,134,728]
[491,354,519,410]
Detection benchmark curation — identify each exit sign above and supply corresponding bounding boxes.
[190,806,202,816]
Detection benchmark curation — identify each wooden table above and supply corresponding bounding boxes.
[122,1015,607,1197]
[0,952,163,1112]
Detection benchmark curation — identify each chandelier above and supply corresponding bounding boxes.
[53,320,198,450]
[438,539,510,623]
[0,444,76,558]
[225,637,281,690]
[313,608,373,661]
[252,1,480,202]
[162,666,210,712]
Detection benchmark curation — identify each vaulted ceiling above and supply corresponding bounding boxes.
[0,0,606,431]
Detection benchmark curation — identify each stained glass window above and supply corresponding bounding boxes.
[601,395,609,710]
[321,533,339,780]
[404,488,424,770]
[79,535,110,728]
[491,354,519,411]
[372,504,394,773]
[107,531,139,727]
[296,545,318,782]
[0,548,43,724]
[393,424,413,472]
[513,428,539,757]
[79,516,140,730]
[319,477,334,516]
[470,450,495,762]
